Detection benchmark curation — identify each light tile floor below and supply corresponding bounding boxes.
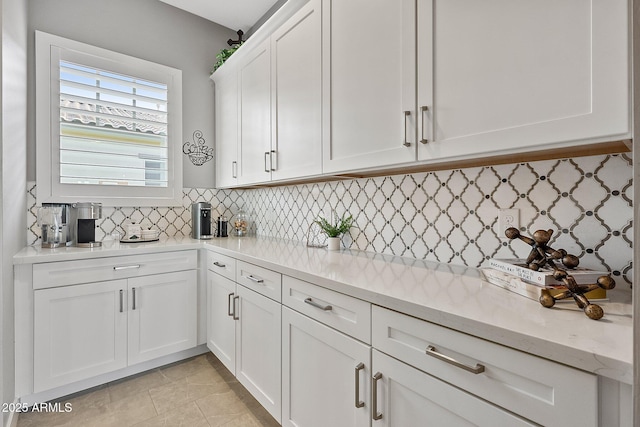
[17,353,280,427]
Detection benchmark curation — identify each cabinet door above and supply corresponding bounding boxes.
[282,307,370,427]
[238,40,272,185]
[206,270,236,373]
[33,280,128,392]
[235,285,282,422]
[371,350,535,426]
[419,0,630,161]
[270,0,322,181]
[214,66,239,188]
[323,0,416,173]
[128,270,197,365]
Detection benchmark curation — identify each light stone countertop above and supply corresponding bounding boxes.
[14,236,633,384]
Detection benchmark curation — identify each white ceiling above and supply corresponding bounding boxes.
[158,0,281,32]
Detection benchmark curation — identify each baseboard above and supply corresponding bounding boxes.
[18,345,208,406]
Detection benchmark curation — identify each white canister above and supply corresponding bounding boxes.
[126,223,142,239]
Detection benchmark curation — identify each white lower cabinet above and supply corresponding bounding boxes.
[33,279,128,392]
[34,270,197,392]
[371,349,534,426]
[127,271,198,365]
[282,307,370,427]
[206,259,282,422]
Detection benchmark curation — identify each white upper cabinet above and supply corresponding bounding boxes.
[213,65,239,188]
[271,0,323,181]
[322,0,418,173]
[238,40,272,185]
[418,0,631,161]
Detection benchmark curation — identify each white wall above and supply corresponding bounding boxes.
[27,0,235,189]
[1,0,28,424]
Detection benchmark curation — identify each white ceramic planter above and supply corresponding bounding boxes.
[327,237,341,251]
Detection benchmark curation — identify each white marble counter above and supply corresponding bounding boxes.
[14,236,633,384]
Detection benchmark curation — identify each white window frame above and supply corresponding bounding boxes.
[36,31,183,207]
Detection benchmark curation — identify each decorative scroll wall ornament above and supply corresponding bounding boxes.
[183,130,214,166]
[505,227,616,320]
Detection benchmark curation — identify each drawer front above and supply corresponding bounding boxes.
[207,251,236,281]
[283,276,371,344]
[33,250,198,289]
[372,306,597,427]
[236,261,282,302]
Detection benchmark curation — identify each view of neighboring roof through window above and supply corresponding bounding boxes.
[59,61,169,188]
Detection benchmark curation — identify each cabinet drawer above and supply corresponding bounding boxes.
[33,250,197,289]
[372,306,597,427]
[283,276,371,344]
[206,251,236,281]
[236,261,282,302]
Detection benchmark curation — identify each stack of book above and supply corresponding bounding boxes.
[482,258,608,301]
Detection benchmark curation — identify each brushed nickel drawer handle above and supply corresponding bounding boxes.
[372,372,383,421]
[232,295,240,320]
[213,261,226,268]
[132,287,137,310]
[113,265,141,271]
[355,362,365,408]
[304,297,332,311]
[245,275,264,284]
[420,105,429,144]
[402,111,411,147]
[425,345,485,374]
[227,292,235,317]
[119,290,124,313]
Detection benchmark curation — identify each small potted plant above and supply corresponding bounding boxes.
[315,213,353,250]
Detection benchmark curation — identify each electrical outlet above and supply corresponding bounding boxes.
[498,208,519,239]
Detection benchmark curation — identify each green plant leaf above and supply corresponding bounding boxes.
[315,213,353,238]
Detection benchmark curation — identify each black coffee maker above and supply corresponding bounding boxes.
[70,202,103,247]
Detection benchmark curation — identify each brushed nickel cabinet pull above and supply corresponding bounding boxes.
[372,372,383,420]
[264,152,270,173]
[420,106,429,144]
[119,290,124,313]
[355,362,365,408]
[227,292,235,317]
[403,111,411,147]
[245,275,264,284]
[132,287,137,310]
[425,345,485,374]
[113,264,140,271]
[270,150,277,171]
[304,297,332,311]
[232,161,237,178]
[232,295,239,320]
[213,261,226,268]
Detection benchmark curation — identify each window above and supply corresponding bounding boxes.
[36,31,183,206]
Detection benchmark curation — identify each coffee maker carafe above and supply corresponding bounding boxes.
[37,206,64,248]
[71,202,103,248]
[42,202,72,246]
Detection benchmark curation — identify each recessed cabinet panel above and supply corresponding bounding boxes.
[214,66,239,188]
[128,271,198,365]
[206,271,237,373]
[271,0,323,181]
[419,0,630,161]
[236,285,282,422]
[34,280,128,392]
[282,307,370,427]
[323,0,417,173]
[238,41,272,185]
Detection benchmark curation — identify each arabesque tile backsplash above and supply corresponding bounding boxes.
[27,153,634,287]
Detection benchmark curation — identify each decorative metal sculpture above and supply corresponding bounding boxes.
[505,227,615,320]
[183,130,214,166]
[227,30,244,47]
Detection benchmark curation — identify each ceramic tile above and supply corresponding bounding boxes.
[25,153,634,287]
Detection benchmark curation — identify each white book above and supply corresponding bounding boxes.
[488,258,608,286]
[481,269,607,302]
